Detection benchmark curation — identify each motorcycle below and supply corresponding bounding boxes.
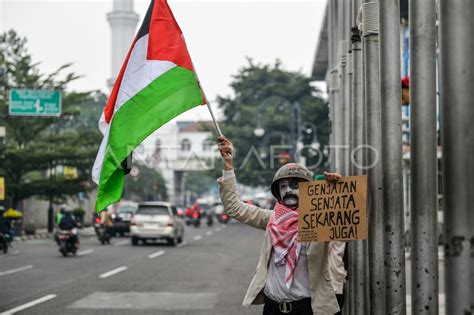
[192,212,200,227]
[94,218,111,245]
[57,229,78,256]
[206,212,214,227]
[219,213,229,224]
[0,232,13,254]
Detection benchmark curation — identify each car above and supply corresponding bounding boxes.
[112,202,137,236]
[130,202,185,246]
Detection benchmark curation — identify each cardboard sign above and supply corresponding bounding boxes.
[298,175,367,242]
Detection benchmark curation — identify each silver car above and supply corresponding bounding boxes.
[130,202,185,246]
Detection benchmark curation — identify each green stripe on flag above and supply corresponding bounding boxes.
[96,66,203,211]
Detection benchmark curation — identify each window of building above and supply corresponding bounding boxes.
[202,140,214,151]
[181,139,191,151]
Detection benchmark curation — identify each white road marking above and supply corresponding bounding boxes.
[148,250,165,259]
[0,265,33,277]
[99,266,128,279]
[205,231,213,236]
[193,235,202,241]
[214,227,221,232]
[221,225,228,228]
[1,294,57,314]
[177,242,187,248]
[77,249,94,256]
[114,240,129,246]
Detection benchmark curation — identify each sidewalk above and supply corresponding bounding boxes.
[14,227,95,241]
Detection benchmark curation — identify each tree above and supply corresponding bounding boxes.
[124,162,168,202]
[0,30,103,208]
[215,59,329,187]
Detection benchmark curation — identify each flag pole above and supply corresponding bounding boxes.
[206,102,223,137]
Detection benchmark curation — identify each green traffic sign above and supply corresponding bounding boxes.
[9,89,61,116]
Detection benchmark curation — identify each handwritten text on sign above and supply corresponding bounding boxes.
[298,175,367,242]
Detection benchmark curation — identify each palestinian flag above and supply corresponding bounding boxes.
[92,0,205,211]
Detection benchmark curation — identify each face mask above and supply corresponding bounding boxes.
[278,178,300,209]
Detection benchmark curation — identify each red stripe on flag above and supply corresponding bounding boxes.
[104,35,138,124]
[148,0,193,71]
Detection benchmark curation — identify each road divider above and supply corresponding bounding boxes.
[193,235,202,241]
[99,266,128,279]
[1,294,57,314]
[148,250,165,259]
[77,249,94,256]
[0,265,33,277]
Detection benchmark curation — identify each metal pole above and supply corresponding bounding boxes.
[409,0,438,314]
[361,2,385,314]
[379,0,406,313]
[328,0,336,169]
[351,24,366,315]
[439,1,474,314]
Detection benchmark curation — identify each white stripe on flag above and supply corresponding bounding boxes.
[92,34,177,184]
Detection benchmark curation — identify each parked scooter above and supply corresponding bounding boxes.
[57,229,78,257]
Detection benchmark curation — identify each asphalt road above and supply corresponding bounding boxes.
[0,222,447,314]
[0,222,265,315]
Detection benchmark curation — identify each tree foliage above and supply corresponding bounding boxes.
[215,59,329,187]
[124,162,168,202]
[0,30,104,207]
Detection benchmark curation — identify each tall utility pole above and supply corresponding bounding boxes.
[361,2,385,314]
[439,1,474,314]
[410,0,438,313]
[379,0,406,313]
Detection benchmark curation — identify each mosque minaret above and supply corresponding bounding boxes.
[107,0,139,89]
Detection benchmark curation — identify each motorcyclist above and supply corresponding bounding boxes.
[59,208,80,247]
[0,206,11,250]
[101,210,114,236]
[55,206,66,226]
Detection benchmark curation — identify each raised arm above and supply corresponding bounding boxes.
[217,136,272,230]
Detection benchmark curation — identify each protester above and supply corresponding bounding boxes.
[217,135,343,315]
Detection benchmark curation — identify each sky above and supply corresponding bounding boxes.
[0,0,327,121]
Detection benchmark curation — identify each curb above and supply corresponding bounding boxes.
[15,233,52,242]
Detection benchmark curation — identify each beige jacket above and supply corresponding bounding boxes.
[218,176,339,314]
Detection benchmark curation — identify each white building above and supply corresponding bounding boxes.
[137,121,218,206]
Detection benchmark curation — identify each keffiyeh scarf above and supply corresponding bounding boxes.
[268,202,301,289]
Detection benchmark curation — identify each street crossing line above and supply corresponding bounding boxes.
[214,227,221,232]
[77,249,94,256]
[148,250,165,259]
[0,265,33,277]
[177,242,187,248]
[206,231,213,236]
[0,294,57,314]
[114,240,129,246]
[99,266,128,279]
[193,235,202,241]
